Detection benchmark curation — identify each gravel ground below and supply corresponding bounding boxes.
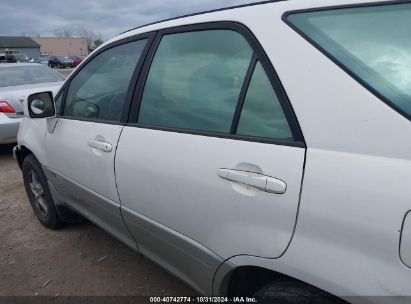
[0,144,195,298]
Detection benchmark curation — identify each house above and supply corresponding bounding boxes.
[32,37,88,58]
[0,36,41,58]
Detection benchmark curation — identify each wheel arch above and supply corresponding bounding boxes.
[15,145,34,169]
[214,262,344,301]
[219,265,286,296]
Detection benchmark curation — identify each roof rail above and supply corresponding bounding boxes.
[119,0,286,36]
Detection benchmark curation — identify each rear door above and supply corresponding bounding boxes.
[115,23,305,293]
[45,35,152,248]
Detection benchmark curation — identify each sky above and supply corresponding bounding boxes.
[0,0,259,40]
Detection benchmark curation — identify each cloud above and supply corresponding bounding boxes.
[0,0,258,40]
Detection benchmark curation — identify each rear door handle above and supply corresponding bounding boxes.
[217,168,286,194]
[87,139,112,152]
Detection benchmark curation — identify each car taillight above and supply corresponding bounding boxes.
[0,100,15,113]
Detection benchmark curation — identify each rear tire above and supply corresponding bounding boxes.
[253,280,346,304]
[22,155,63,229]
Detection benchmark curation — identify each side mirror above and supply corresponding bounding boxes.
[27,91,55,118]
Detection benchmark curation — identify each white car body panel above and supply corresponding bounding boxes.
[215,151,411,302]
[116,128,304,259]
[401,212,411,268]
[45,119,122,203]
[116,127,305,294]
[16,0,411,301]
[42,119,136,249]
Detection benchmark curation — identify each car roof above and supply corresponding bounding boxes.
[106,0,389,45]
[120,0,287,36]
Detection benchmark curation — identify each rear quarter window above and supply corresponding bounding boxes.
[286,3,411,120]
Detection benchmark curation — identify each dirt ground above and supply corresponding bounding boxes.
[0,144,196,298]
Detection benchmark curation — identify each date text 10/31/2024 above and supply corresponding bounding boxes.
[149,297,258,303]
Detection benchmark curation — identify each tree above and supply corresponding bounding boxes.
[93,38,104,49]
[53,25,104,51]
[76,26,103,51]
[54,27,74,38]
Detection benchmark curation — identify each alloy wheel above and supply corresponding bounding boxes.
[27,169,48,218]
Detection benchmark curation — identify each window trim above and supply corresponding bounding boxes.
[53,86,65,115]
[282,0,411,122]
[127,21,305,148]
[230,53,258,134]
[58,32,156,124]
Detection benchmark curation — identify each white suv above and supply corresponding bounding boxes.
[14,0,411,303]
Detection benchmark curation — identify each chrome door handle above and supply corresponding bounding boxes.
[218,169,266,191]
[87,139,112,152]
[217,168,286,194]
[265,176,287,194]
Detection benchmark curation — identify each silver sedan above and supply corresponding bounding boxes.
[0,63,64,144]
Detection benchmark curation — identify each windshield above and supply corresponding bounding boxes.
[0,65,64,87]
[287,3,411,120]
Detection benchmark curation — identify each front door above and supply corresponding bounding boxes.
[45,37,150,248]
[115,24,306,293]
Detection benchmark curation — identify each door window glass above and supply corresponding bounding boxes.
[138,30,253,133]
[64,39,147,122]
